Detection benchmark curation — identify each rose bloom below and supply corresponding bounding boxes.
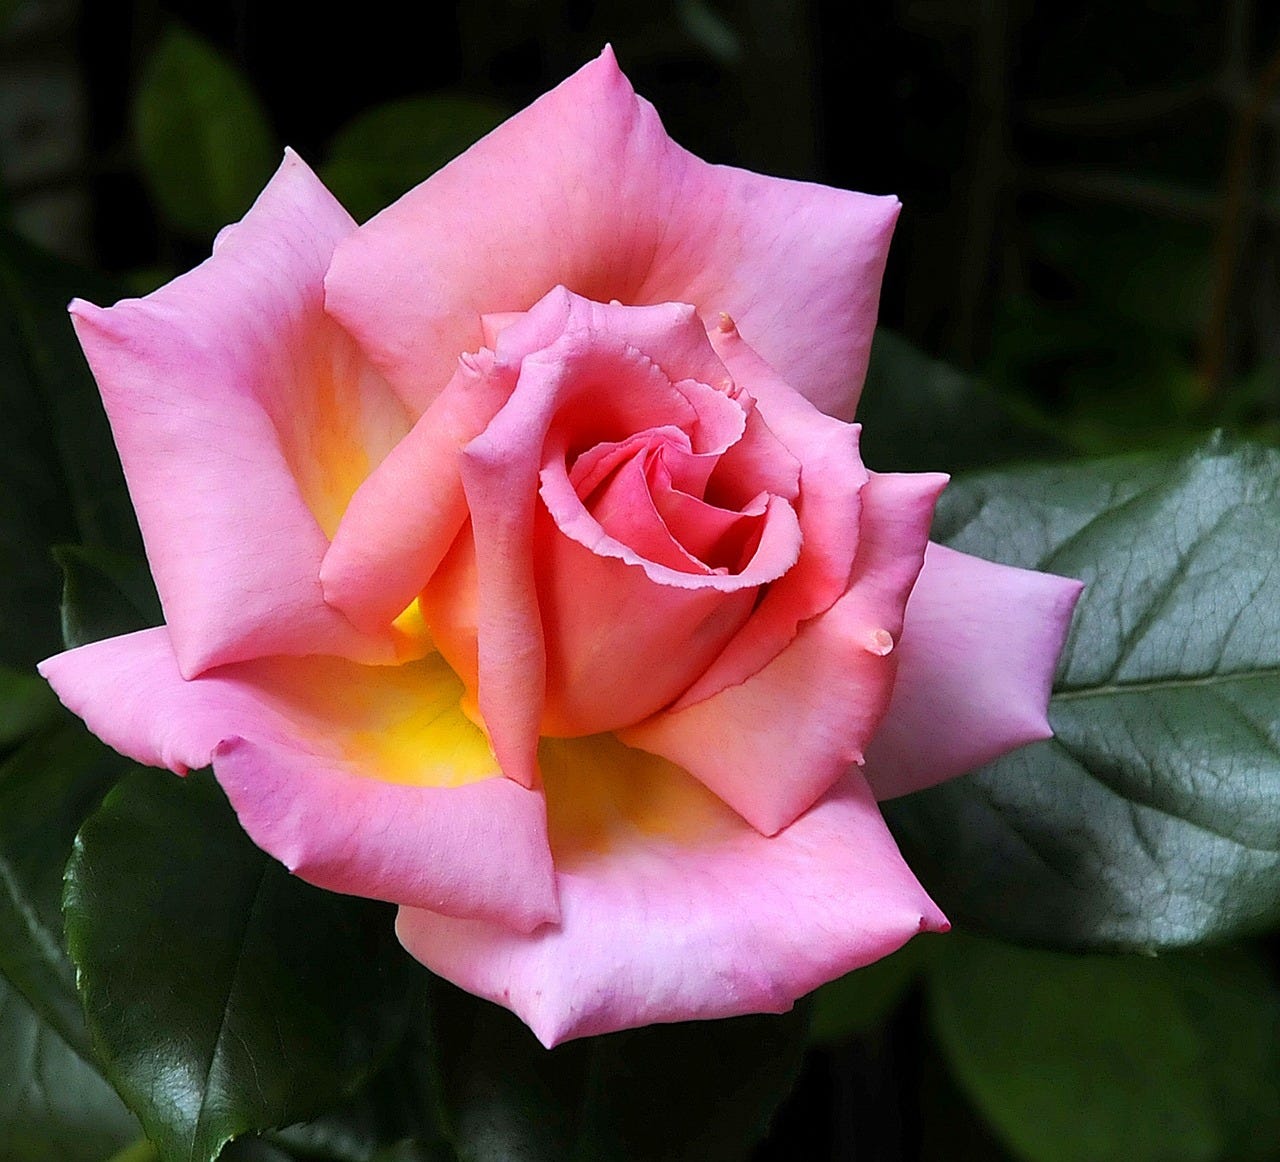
[41,50,1080,1046]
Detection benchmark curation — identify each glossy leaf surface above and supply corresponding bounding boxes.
[888,437,1280,949]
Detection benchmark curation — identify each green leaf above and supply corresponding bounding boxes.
[64,768,421,1162]
[106,1144,160,1162]
[856,330,1066,475]
[885,435,1280,949]
[432,981,808,1162]
[368,1145,455,1162]
[0,231,138,670]
[134,27,277,236]
[55,544,162,650]
[927,935,1280,1162]
[0,973,140,1162]
[0,663,59,751]
[219,1141,297,1162]
[0,717,127,1056]
[272,989,452,1162]
[322,96,508,223]
[808,935,934,1045]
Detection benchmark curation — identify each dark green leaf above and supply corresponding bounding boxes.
[64,768,420,1162]
[55,544,161,649]
[0,973,140,1162]
[134,27,277,236]
[677,0,744,64]
[886,435,1280,949]
[433,981,808,1162]
[105,1144,160,1162]
[0,663,60,751]
[219,1141,297,1162]
[0,231,138,670]
[322,96,507,223]
[856,330,1065,475]
[917,1032,1019,1162]
[0,717,127,1056]
[368,1144,455,1162]
[928,935,1280,1162]
[106,1143,161,1162]
[272,988,452,1162]
[808,935,934,1045]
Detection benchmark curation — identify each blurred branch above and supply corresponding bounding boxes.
[1201,35,1280,402]
[1020,167,1222,222]
[1021,84,1210,134]
[951,0,1011,367]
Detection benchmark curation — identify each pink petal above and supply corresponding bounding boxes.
[540,441,801,594]
[320,348,514,635]
[532,505,759,735]
[457,426,547,788]
[71,151,411,677]
[212,738,556,930]
[38,628,558,929]
[397,735,945,1047]
[490,286,737,397]
[569,426,694,498]
[862,544,1084,800]
[672,329,873,709]
[622,471,946,835]
[427,289,790,777]
[646,454,769,571]
[581,443,716,574]
[325,48,898,419]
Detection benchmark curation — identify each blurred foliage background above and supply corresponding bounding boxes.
[6,0,1280,457]
[3,1,1280,1160]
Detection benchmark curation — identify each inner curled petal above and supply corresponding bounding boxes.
[534,434,802,734]
[539,444,800,594]
[579,440,770,576]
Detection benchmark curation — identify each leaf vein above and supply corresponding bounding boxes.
[1054,666,1280,701]
[189,863,270,1160]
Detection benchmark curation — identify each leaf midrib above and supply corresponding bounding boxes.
[187,862,270,1162]
[1054,666,1280,702]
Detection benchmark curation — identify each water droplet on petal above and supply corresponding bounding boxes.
[866,628,895,656]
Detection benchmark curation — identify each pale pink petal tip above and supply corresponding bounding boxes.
[863,544,1083,801]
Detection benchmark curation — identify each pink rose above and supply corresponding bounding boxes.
[40,50,1080,1046]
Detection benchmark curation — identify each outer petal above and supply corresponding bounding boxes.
[862,544,1084,800]
[397,735,946,1047]
[38,628,558,930]
[325,48,897,419]
[622,471,946,835]
[71,151,411,678]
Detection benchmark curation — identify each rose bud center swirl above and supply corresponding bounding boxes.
[420,310,803,740]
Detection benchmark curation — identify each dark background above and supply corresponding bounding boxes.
[8,0,1280,455]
